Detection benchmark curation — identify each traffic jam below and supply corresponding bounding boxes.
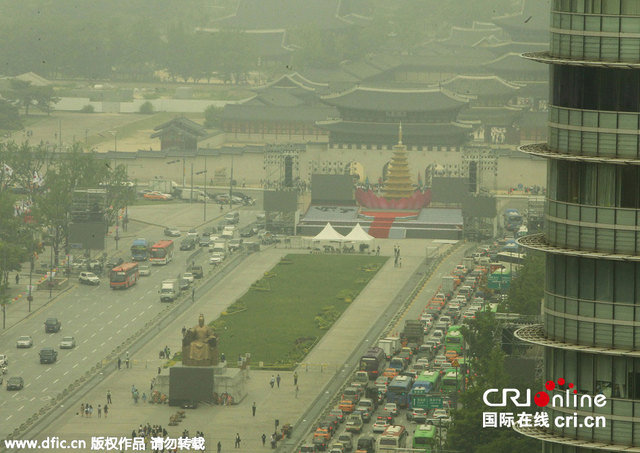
[300,253,494,453]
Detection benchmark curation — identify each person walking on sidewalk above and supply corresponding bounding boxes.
[103,404,108,418]
[270,375,275,388]
[252,402,256,416]
[97,404,102,418]
[106,389,112,404]
[293,371,298,386]
[235,434,241,448]
[276,374,281,388]
[261,433,266,446]
[295,384,299,398]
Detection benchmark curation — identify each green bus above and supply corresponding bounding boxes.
[412,424,437,452]
[441,369,463,393]
[416,370,441,391]
[444,329,463,355]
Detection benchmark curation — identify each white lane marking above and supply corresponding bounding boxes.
[41,388,47,393]
[35,375,42,380]
[53,379,59,384]
[73,363,79,368]
[6,415,12,420]
[92,348,97,353]
[64,370,69,376]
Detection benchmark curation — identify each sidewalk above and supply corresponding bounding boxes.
[31,241,434,453]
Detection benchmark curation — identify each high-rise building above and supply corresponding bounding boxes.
[515,1,640,451]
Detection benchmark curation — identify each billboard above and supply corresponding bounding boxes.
[431,177,467,204]
[263,190,297,212]
[68,222,107,250]
[311,174,354,204]
[169,367,215,405]
[462,194,497,217]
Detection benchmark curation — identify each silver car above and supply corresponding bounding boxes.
[59,336,76,349]
[16,336,33,348]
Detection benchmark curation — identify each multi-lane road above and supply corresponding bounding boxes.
[0,203,258,441]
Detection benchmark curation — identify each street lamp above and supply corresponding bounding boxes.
[196,167,208,222]
[108,130,118,152]
[166,158,186,189]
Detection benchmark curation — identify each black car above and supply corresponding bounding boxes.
[39,347,58,364]
[180,238,196,251]
[6,376,24,390]
[188,265,203,279]
[44,318,61,333]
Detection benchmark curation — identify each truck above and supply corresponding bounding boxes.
[149,179,178,195]
[402,320,424,345]
[160,279,180,302]
[378,336,401,359]
[180,188,207,202]
[441,276,455,299]
[503,209,523,232]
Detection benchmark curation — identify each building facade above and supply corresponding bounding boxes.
[516,0,640,451]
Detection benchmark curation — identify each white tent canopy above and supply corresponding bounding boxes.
[313,222,345,241]
[344,223,374,242]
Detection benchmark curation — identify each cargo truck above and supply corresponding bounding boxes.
[401,320,424,345]
[160,279,180,302]
[180,188,207,202]
[149,179,178,195]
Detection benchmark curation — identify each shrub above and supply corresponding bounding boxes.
[139,101,154,114]
[80,104,94,113]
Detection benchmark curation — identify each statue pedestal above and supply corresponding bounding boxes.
[168,365,215,406]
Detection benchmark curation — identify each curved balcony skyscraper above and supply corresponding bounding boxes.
[515,1,640,451]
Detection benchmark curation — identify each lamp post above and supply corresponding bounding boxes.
[166,158,186,189]
[196,168,208,222]
[28,253,33,312]
[109,130,118,152]
[229,155,234,210]
[49,243,54,299]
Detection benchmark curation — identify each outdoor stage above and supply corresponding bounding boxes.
[297,205,463,240]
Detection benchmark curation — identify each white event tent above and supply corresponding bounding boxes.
[312,222,345,242]
[343,223,374,242]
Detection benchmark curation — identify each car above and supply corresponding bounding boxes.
[328,408,345,424]
[144,191,172,201]
[228,239,243,252]
[39,347,58,364]
[138,265,150,276]
[163,227,181,237]
[180,238,196,251]
[209,252,224,264]
[179,278,190,291]
[78,271,100,285]
[188,265,203,279]
[375,376,390,387]
[407,408,427,423]
[383,402,398,416]
[16,336,33,348]
[6,376,24,390]
[240,227,258,238]
[182,272,194,284]
[59,336,76,349]
[45,317,61,333]
[372,416,392,433]
[430,409,452,425]
[199,235,211,247]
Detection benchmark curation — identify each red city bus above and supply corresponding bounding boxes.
[110,262,140,289]
[149,240,175,265]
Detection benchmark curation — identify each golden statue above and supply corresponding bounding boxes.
[182,314,218,366]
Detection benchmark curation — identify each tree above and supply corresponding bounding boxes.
[5,80,36,116]
[0,99,23,131]
[506,251,544,315]
[203,105,223,129]
[139,101,154,114]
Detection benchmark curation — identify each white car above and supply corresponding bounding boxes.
[383,402,398,416]
[182,272,194,283]
[59,336,76,349]
[372,416,392,433]
[16,336,33,348]
[78,272,100,285]
[209,253,224,264]
[139,265,150,276]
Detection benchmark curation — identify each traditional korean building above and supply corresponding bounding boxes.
[317,86,472,149]
[150,117,208,151]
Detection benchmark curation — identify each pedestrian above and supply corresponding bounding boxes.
[106,390,112,404]
[270,434,276,449]
[118,357,121,370]
[399,257,402,268]
[295,384,299,398]
[252,401,256,416]
[394,255,398,267]
[142,392,147,404]
[89,405,93,417]
[276,374,281,388]
[104,404,108,418]
[235,433,241,448]
[131,384,136,396]
[80,403,85,417]
[261,433,266,446]
[376,245,380,256]
[293,371,298,386]
[15,273,19,285]
[270,375,275,388]
[182,326,187,336]
[217,441,222,453]
[84,405,89,417]
[126,357,130,368]
[191,287,195,302]
[98,404,102,418]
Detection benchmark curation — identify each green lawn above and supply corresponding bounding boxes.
[211,254,387,368]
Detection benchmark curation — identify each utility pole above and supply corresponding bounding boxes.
[190,163,194,203]
[229,155,234,210]
[204,157,207,222]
